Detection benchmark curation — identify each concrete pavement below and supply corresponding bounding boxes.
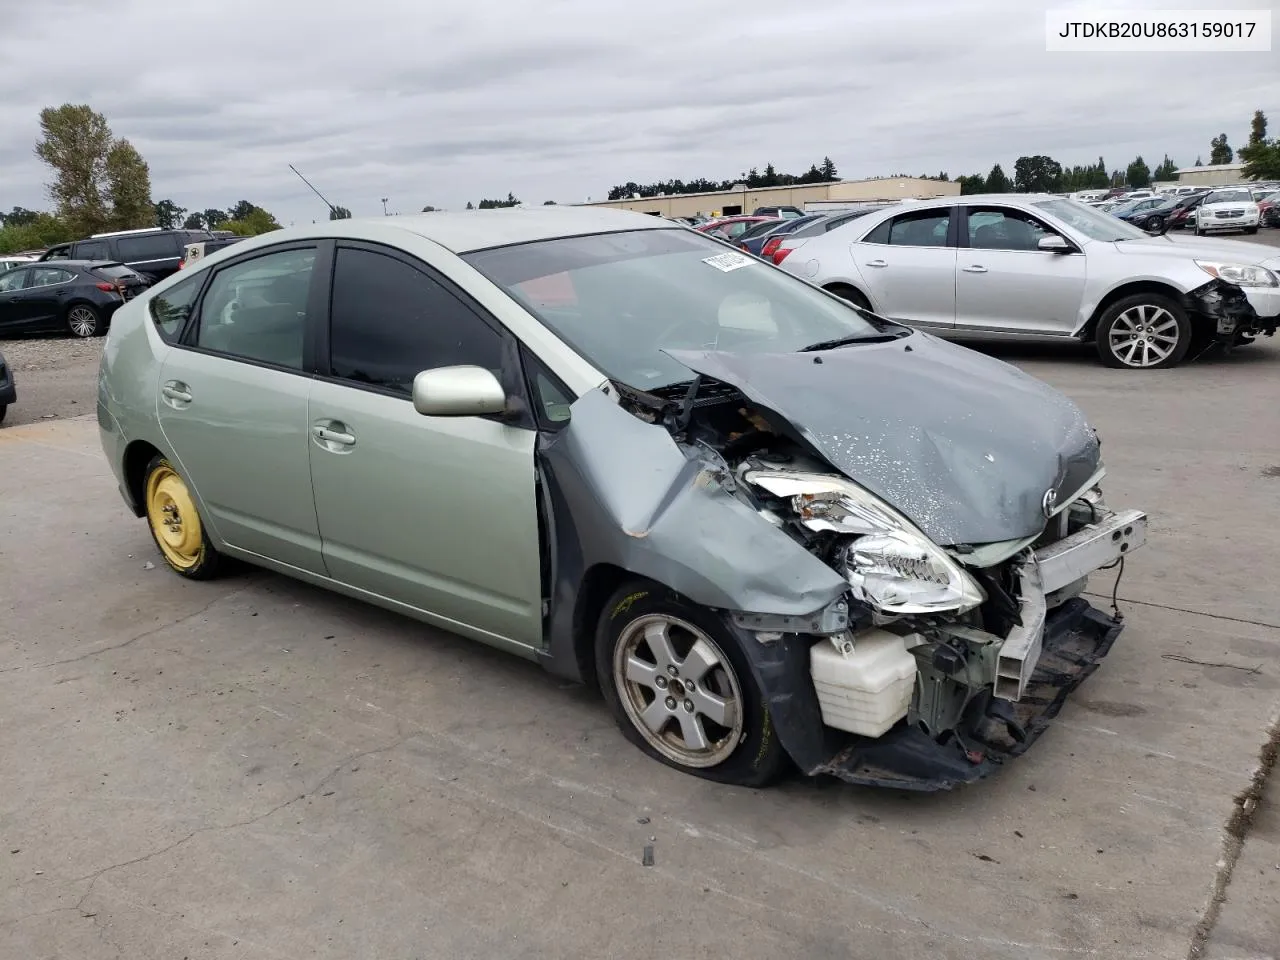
[1,340,1277,959]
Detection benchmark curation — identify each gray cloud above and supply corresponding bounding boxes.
[0,0,1276,222]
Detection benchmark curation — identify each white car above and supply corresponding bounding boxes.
[1194,188,1261,236]
[0,256,36,274]
[772,193,1280,369]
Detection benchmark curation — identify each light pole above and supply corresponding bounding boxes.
[381,198,389,216]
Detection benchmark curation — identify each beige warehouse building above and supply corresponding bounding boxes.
[1174,163,1248,186]
[583,177,960,218]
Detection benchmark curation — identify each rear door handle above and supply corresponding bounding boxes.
[161,381,192,403]
[962,265,988,273]
[865,259,888,268]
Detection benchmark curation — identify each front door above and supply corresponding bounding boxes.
[307,244,543,653]
[0,268,37,333]
[157,245,326,574]
[849,207,958,329]
[954,206,1088,336]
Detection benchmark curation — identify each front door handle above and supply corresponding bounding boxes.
[962,265,988,273]
[312,423,356,447]
[161,381,192,403]
[865,259,888,268]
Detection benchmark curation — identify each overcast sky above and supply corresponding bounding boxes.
[0,0,1276,224]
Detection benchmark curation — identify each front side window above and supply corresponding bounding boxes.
[150,273,204,339]
[194,248,316,369]
[464,228,885,391]
[328,247,504,396]
[0,269,29,292]
[966,208,1054,251]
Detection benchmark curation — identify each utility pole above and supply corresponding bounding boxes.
[381,198,389,216]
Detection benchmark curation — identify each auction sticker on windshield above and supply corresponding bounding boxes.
[702,251,754,272]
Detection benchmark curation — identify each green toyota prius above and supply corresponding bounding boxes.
[98,206,1147,792]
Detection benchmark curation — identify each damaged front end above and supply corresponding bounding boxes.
[1191,278,1279,349]
[568,336,1151,792]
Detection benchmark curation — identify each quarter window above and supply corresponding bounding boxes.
[966,208,1054,251]
[150,273,204,340]
[328,247,504,396]
[195,248,316,370]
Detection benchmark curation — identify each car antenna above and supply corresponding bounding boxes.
[288,164,342,218]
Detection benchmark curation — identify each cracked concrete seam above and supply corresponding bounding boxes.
[1187,708,1280,960]
[0,585,253,675]
[62,733,418,922]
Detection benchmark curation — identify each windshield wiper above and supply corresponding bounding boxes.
[798,330,910,352]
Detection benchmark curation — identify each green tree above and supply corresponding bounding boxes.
[1012,155,1061,193]
[34,103,114,235]
[153,199,186,230]
[0,207,42,228]
[1151,155,1178,182]
[477,193,520,209]
[819,156,838,181]
[542,200,557,205]
[104,140,154,230]
[1125,156,1151,188]
[0,212,73,255]
[329,205,352,219]
[1248,110,1268,145]
[421,205,438,212]
[957,174,987,195]
[217,206,281,236]
[1194,156,1203,166]
[985,163,1012,192]
[1209,134,1233,164]
[465,201,475,210]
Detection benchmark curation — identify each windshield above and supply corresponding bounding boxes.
[464,228,884,390]
[1205,190,1252,204]
[1031,197,1149,241]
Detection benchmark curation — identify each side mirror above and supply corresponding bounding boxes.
[1037,234,1073,253]
[412,365,508,417]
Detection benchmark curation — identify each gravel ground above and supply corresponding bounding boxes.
[0,336,104,427]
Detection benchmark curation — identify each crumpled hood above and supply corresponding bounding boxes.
[665,334,1100,546]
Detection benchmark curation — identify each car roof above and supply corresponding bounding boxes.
[376,207,670,253]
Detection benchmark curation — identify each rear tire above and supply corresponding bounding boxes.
[594,580,787,787]
[1095,294,1192,370]
[143,455,226,580]
[65,304,100,338]
[0,403,6,425]
[1145,215,1164,232]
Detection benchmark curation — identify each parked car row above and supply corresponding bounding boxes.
[0,260,151,337]
[768,193,1279,369]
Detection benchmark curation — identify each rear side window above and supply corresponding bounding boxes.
[328,247,504,397]
[195,249,316,369]
[150,273,204,340]
[864,211,951,247]
[116,234,180,261]
[29,267,74,287]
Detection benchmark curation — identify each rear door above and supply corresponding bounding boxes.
[954,205,1087,336]
[306,242,544,653]
[115,233,183,281]
[849,207,958,329]
[157,243,327,573]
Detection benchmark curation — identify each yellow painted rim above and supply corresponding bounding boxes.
[145,462,204,571]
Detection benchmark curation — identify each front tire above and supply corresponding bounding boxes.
[1145,215,1164,232]
[595,581,786,786]
[1095,294,1192,369]
[143,455,225,579]
[1244,226,1258,235]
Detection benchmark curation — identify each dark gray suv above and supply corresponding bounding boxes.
[39,228,213,283]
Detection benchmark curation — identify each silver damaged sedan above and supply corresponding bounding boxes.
[98,208,1149,791]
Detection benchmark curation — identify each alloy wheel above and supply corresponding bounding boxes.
[67,307,97,337]
[612,614,744,768]
[1108,304,1181,368]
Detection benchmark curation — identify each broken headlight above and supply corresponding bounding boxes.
[742,470,985,616]
[1194,260,1279,287]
